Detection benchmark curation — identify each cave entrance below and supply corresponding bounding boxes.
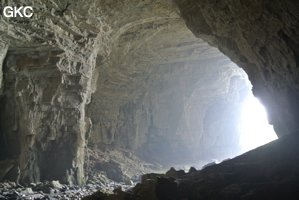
[144,62,279,172]
[191,66,278,170]
[240,92,278,153]
[137,61,279,172]
[85,18,281,180]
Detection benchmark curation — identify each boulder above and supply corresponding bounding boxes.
[202,162,216,170]
[20,187,33,195]
[166,167,186,178]
[82,189,108,200]
[50,180,63,190]
[124,179,133,186]
[141,173,165,184]
[166,167,177,178]
[188,167,197,174]
[177,170,186,177]
[154,177,177,200]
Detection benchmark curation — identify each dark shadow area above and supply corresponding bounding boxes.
[0,97,7,160]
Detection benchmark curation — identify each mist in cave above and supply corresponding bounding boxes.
[161,59,280,172]
[240,94,278,152]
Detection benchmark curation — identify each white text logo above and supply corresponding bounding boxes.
[3,6,33,18]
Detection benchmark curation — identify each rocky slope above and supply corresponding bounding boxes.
[83,133,299,200]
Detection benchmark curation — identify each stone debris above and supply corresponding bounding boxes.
[0,179,135,200]
[82,166,198,200]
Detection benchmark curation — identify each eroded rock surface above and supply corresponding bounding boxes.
[1,0,112,184]
[0,42,8,95]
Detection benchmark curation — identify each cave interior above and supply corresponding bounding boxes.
[0,0,299,199]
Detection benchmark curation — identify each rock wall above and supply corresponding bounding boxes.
[0,42,8,161]
[0,0,111,184]
[0,0,181,184]
[175,0,299,137]
[0,0,285,184]
[1,49,93,184]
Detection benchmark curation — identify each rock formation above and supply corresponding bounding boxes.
[0,0,298,191]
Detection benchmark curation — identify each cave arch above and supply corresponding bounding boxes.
[175,0,299,137]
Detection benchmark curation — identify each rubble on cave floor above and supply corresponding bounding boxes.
[0,145,164,200]
[2,133,299,200]
[0,178,136,200]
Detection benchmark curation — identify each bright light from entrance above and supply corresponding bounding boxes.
[240,94,278,152]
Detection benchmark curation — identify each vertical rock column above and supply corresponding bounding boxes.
[47,41,105,184]
[2,47,108,184]
[1,49,95,184]
[1,7,111,183]
[39,1,111,184]
[0,42,8,94]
